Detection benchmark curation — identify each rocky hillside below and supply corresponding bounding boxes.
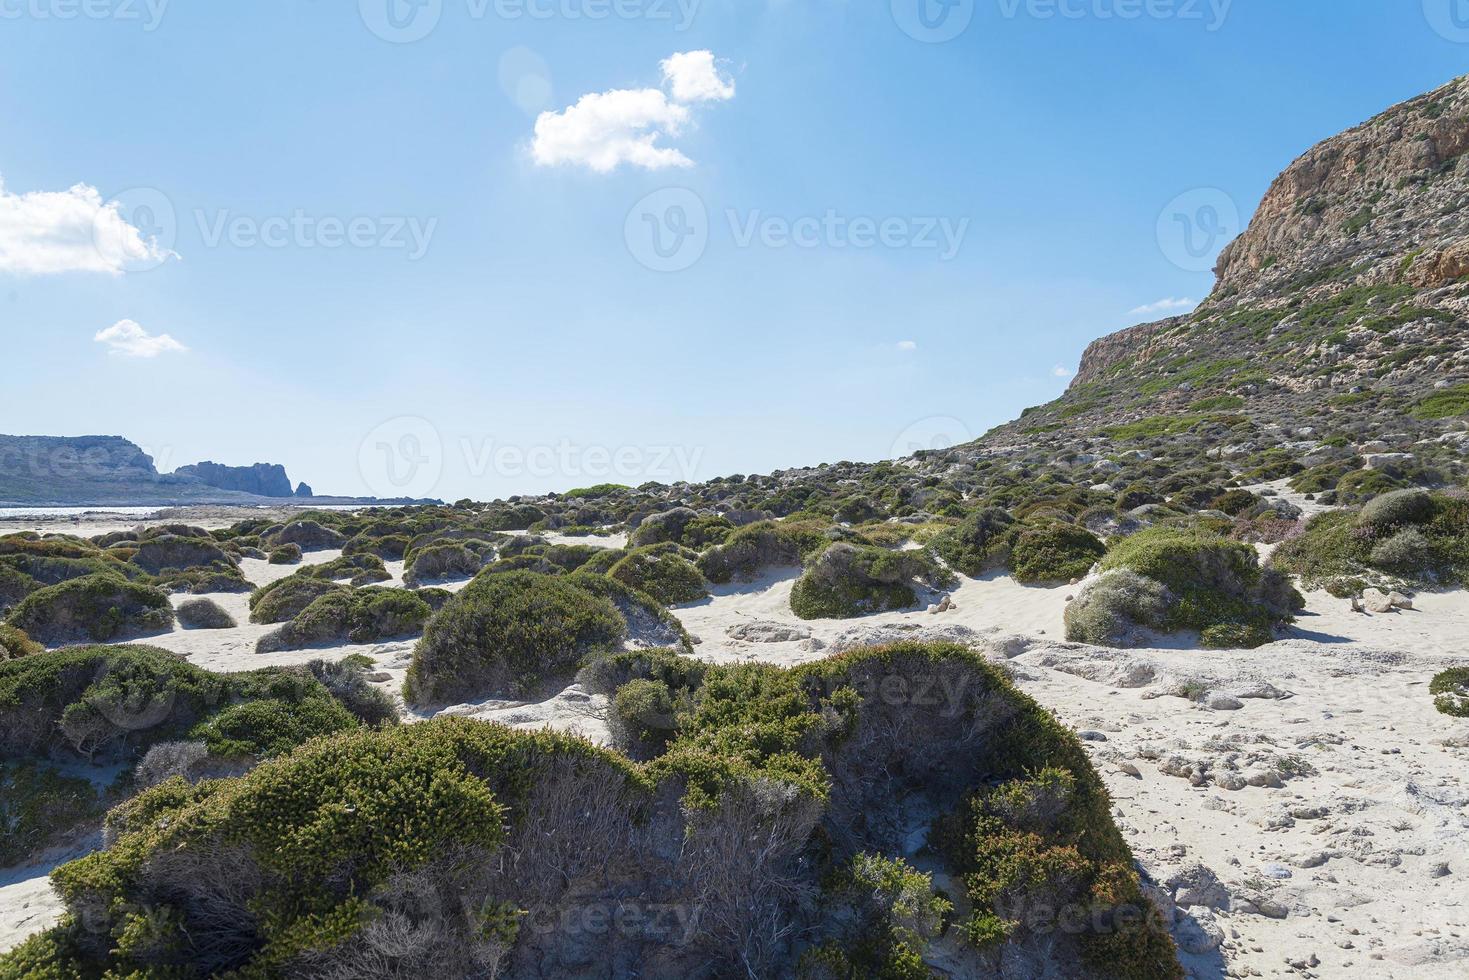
[968,74,1469,499]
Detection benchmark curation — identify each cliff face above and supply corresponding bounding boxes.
[1004,74,1469,453]
[1213,75,1469,303]
[1071,319,1177,388]
[174,461,295,498]
[0,437,318,506]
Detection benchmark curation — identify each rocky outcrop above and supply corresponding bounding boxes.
[174,461,294,498]
[1071,318,1177,388]
[1214,74,1469,300]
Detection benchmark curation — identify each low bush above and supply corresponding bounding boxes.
[175,598,236,630]
[5,574,174,645]
[257,588,433,653]
[790,543,953,620]
[1011,524,1106,583]
[1067,525,1300,647]
[268,543,303,565]
[260,520,346,551]
[403,538,496,586]
[1431,667,1469,718]
[0,762,105,867]
[628,506,698,547]
[608,544,709,605]
[0,645,365,765]
[0,624,42,659]
[248,575,347,624]
[1063,570,1172,646]
[1358,488,1434,528]
[130,535,237,575]
[307,658,398,728]
[404,572,626,705]
[190,690,359,758]
[696,519,829,584]
[931,507,1016,577]
[1272,491,1469,588]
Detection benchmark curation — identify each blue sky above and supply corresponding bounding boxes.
[1,1,1465,501]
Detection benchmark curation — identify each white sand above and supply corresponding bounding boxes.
[2,523,1466,976]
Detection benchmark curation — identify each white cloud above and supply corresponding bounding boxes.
[533,89,693,172]
[0,176,175,276]
[1052,364,1073,378]
[94,320,187,358]
[896,340,917,351]
[531,51,734,173]
[1128,296,1196,316]
[661,51,735,104]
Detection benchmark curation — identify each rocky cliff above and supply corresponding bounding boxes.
[0,435,194,506]
[991,73,1469,484]
[174,461,295,498]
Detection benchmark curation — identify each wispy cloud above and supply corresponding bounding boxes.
[0,176,176,276]
[1128,296,1196,316]
[95,319,187,358]
[1052,364,1073,378]
[896,340,917,351]
[531,51,735,173]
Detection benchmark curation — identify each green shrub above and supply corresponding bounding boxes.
[0,623,42,659]
[697,520,829,584]
[404,572,625,704]
[403,538,496,586]
[0,563,41,612]
[130,535,237,575]
[1273,493,1469,588]
[258,588,433,653]
[0,646,361,765]
[1063,570,1171,646]
[608,545,709,605]
[790,543,950,620]
[1010,524,1105,583]
[1431,667,1469,717]
[248,575,347,624]
[806,854,952,978]
[1075,525,1300,646]
[6,574,174,645]
[1369,528,1433,573]
[268,543,303,564]
[931,507,1016,577]
[190,692,358,758]
[1358,488,1434,528]
[175,598,236,630]
[0,762,106,867]
[1411,383,1469,419]
[1210,488,1259,516]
